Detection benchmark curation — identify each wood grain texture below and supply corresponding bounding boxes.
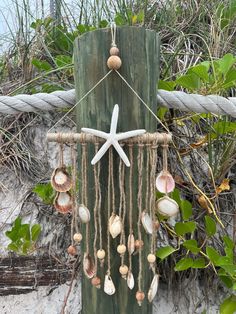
[74,26,159,314]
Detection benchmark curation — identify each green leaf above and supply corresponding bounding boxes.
[218,53,236,76]
[183,239,200,254]
[33,183,55,205]
[223,236,234,250]
[5,229,18,242]
[180,200,193,221]
[174,257,193,271]
[176,73,201,91]
[156,246,176,260]
[192,258,206,268]
[32,59,52,71]
[221,265,236,277]
[14,217,22,229]
[220,295,236,314]
[7,243,19,252]
[206,246,221,264]
[175,221,196,236]
[188,64,210,82]
[157,107,168,120]
[19,224,30,241]
[219,275,233,289]
[22,240,31,255]
[158,80,176,91]
[204,216,216,236]
[217,256,233,266]
[55,55,72,67]
[31,224,41,242]
[170,188,182,207]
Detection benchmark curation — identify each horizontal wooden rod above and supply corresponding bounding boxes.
[46,132,172,144]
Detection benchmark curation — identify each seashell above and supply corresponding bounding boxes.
[141,211,153,235]
[108,214,122,238]
[54,191,73,214]
[91,276,101,289]
[156,196,179,217]
[136,291,145,306]
[78,204,90,223]
[104,274,116,295]
[148,274,160,303]
[83,253,95,279]
[51,167,72,192]
[127,234,135,254]
[155,170,175,194]
[127,271,135,290]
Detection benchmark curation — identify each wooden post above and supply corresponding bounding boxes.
[74,26,160,314]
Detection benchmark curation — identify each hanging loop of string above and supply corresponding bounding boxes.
[110,22,117,47]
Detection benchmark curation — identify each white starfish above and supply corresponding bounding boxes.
[81,104,146,167]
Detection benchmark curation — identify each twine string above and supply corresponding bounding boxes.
[93,143,99,275]
[137,144,144,291]
[107,148,112,275]
[81,143,89,254]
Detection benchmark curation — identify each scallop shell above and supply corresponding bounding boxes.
[104,274,116,295]
[78,205,90,223]
[141,211,153,234]
[127,271,135,290]
[108,214,122,239]
[83,253,95,279]
[155,170,175,194]
[127,234,135,254]
[51,167,72,192]
[156,196,179,217]
[54,191,73,214]
[148,274,160,302]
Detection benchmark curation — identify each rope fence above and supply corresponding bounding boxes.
[1,89,236,118]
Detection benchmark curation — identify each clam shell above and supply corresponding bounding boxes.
[127,271,135,290]
[104,274,116,295]
[83,253,95,279]
[156,196,179,217]
[127,234,135,254]
[155,170,175,194]
[148,274,160,302]
[108,214,122,239]
[78,205,90,223]
[141,211,153,234]
[51,167,72,192]
[54,191,73,214]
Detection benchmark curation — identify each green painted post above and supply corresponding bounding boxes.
[74,26,160,314]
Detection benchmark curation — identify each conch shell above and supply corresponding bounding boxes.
[83,253,95,279]
[148,274,160,302]
[155,170,175,193]
[78,204,90,223]
[54,191,73,214]
[141,211,153,234]
[108,214,122,238]
[51,166,72,192]
[156,195,179,217]
[104,274,116,295]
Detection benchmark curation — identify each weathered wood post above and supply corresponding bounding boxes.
[74,26,160,314]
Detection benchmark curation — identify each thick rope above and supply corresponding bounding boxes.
[2,88,236,117]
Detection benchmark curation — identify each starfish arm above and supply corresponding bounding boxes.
[112,140,130,167]
[116,129,146,141]
[81,128,109,139]
[91,140,111,165]
[110,104,119,135]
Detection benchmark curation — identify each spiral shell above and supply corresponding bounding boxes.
[108,214,122,239]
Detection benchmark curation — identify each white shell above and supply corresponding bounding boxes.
[127,234,135,254]
[78,204,91,223]
[83,253,95,279]
[108,214,122,238]
[155,170,175,194]
[51,167,72,192]
[127,271,135,290]
[148,274,160,302]
[141,211,153,234]
[156,196,179,217]
[54,192,73,214]
[104,274,116,295]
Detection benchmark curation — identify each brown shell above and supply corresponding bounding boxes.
[54,191,73,214]
[91,276,101,289]
[83,253,95,279]
[51,166,72,192]
[67,245,77,256]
